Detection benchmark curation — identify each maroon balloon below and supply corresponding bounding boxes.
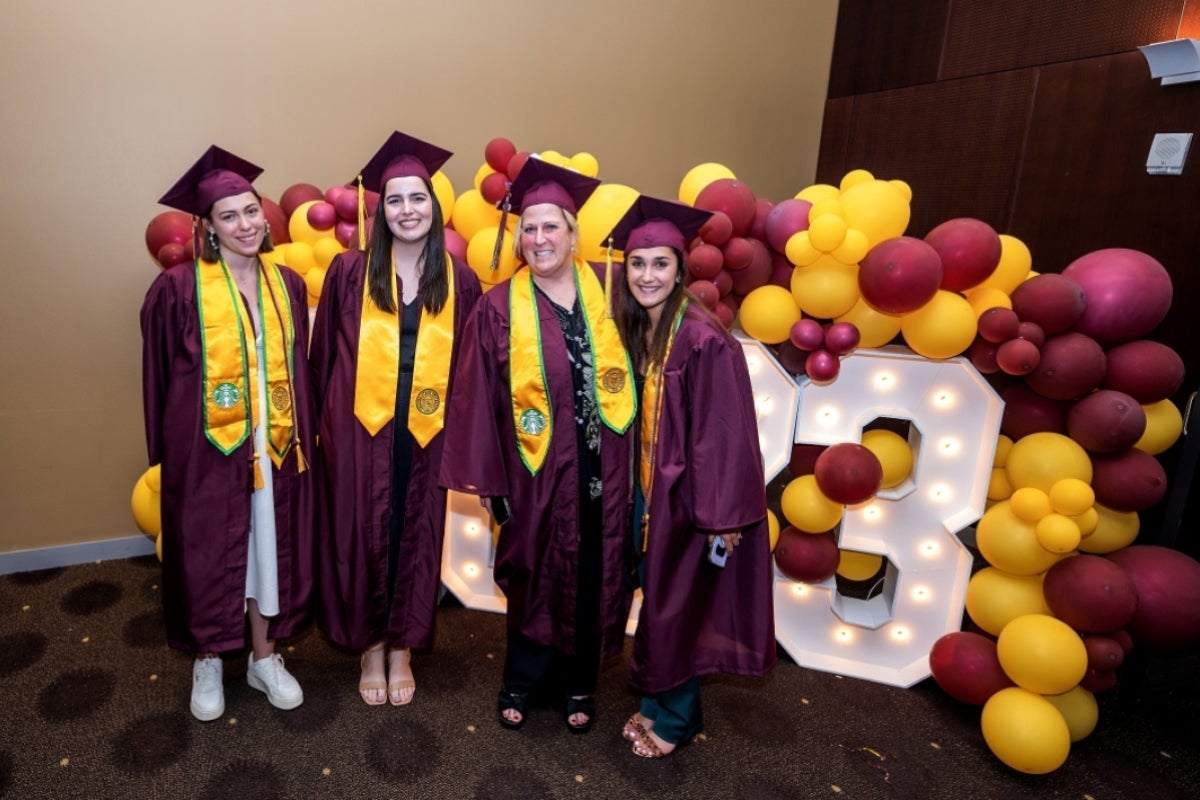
[722,237,754,271]
[805,349,840,383]
[1082,634,1126,671]
[928,632,1014,706]
[687,243,724,280]
[694,179,757,237]
[1000,384,1069,439]
[1101,340,1185,403]
[1010,273,1087,335]
[334,220,359,249]
[712,270,734,298]
[445,227,468,262]
[713,300,736,330]
[824,322,860,355]
[480,171,508,205]
[764,198,813,253]
[977,307,1020,344]
[145,210,194,263]
[1090,448,1168,512]
[156,242,189,270]
[858,236,943,314]
[1108,545,1200,652]
[995,337,1041,376]
[698,210,733,246]
[484,137,517,173]
[1062,248,1173,345]
[261,197,290,244]
[789,443,827,476]
[1015,320,1045,348]
[749,198,774,241]
[790,318,824,351]
[729,240,773,295]
[775,340,809,375]
[814,442,883,504]
[1079,667,1119,694]
[363,190,380,219]
[279,183,324,219]
[1043,554,1138,633]
[1024,332,1106,400]
[969,338,1001,374]
[324,184,350,209]
[307,201,337,231]
[1110,629,1134,654]
[689,279,720,309]
[924,217,1001,292]
[1067,390,1147,453]
[773,528,840,584]
[505,151,532,181]
[769,251,794,289]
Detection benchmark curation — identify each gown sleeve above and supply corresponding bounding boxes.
[140,272,180,467]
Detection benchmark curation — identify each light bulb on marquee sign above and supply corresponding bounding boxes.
[439,341,1000,689]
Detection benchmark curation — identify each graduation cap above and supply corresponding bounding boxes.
[504,157,600,215]
[605,195,713,254]
[158,145,263,216]
[355,130,453,192]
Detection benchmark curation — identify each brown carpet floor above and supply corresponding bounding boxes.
[1,555,1196,799]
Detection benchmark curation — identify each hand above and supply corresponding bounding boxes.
[706,531,742,554]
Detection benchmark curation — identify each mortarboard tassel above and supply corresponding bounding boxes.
[489,190,512,271]
[605,236,614,318]
[356,175,366,251]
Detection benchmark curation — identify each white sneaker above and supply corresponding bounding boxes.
[247,652,304,710]
[190,657,225,721]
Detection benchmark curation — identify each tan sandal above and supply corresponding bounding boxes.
[632,729,673,759]
[622,713,649,743]
[387,648,415,706]
[358,645,386,706]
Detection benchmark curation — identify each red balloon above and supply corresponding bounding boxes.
[1043,554,1138,633]
[364,190,380,219]
[1082,634,1126,671]
[480,171,508,205]
[698,211,733,246]
[689,279,719,309]
[764,198,813,253]
[713,300,736,329]
[506,151,532,181]
[261,198,290,245]
[729,240,773,295]
[1110,629,1134,654]
[156,242,189,270]
[790,319,824,351]
[485,137,517,173]
[694,179,757,238]
[774,340,809,374]
[445,227,468,262]
[307,201,337,231]
[332,187,359,221]
[1000,384,1069,439]
[749,198,774,241]
[1024,332,1106,400]
[858,236,943,314]
[995,337,1040,376]
[929,632,1014,705]
[324,184,350,208]
[1015,320,1045,348]
[977,307,1020,344]
[814,442,883,504]
[1010,273,1087,335]
[1107,545,1200,651]
[1101,340,1185,403]
[686,244,724,280]
[824,322,860,355]
[924,217,1001,292]
[145,211,193,263]
[1079,667,1119,694]
[279,183,323,220]
[805,349,840,383]
[1090,448,1167,512]
[712,270,733,298]
[769,251,794,289]
[1062,248,1173,345]
[789,443,827,476]
[334,220,360,249]
[1067,390,1147,453]
[773,528,840,584]
[722,237,754,271]
[969,338,1001,374]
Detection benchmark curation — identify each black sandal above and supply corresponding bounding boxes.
[497,689,527,730]
[564,695,596,734]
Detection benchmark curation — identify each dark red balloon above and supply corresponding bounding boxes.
[1000,384,1069,439]
[1015,320,1045,348]
[774,340,809,374]
[713,300,736,330]
[969,338,1000,374]
[480,171,508,205]
[712,270,733,298]
[978,307,1020,344]
[334,220,359,249]
[506,151,532,181]
[929,632,1014,705]
[790,319,824,351]
[689,279,720,309]
[789,443,827,476]
[687,243,724,280]
[279,183,323,220]
[773,528,840,584]
[156,242,189,270]
[805,349,840,383]
[1090,448,1168,512]
[1024,332,1106,400]
[1043,554,1138,633]
[307,201,337,231]
[858,236,943,314]
[698,210,733,246]
[749,198,774,241]
[1079,667,1119,694]
[1082,635,1126,671]
[1010,273,1087,335]
[996,337,1041,376]
[1101,340,1185,403]
[261,198,290,244]
[814,443,883,504]
[330,188,358,221]
[484,137,517,173]
[445,227,468,262]
[145,210,193,263]
[722,237,754,271]
[1067,390,1147,453]
[694,179,757,238]
[729,239,773,295]
[824,322,860,355]
[769,251,794,288]
[924,217,1001,292]
[1062,248,1173,345]
[764,198,813,253]
[1108,545,1200,651]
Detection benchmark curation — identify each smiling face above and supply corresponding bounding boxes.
[382,175,434,244]
[625,246,682,319]
[206,191,267,259]
[518,203,576,280]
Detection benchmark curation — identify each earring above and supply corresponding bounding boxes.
[264,221,271,237]
[207,230,219,251]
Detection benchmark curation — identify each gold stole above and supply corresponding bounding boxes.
[508,259,636,475]
[353,253,456,447]
[196,257,300,479]
[639,301,687,549]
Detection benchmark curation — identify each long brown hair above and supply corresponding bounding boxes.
[365,176,448,315]
[616,247,689,373]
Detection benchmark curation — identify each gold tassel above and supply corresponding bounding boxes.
[490,193,511,271]
[252,457,265,490]
[356,175,366,251]
[604,236,614,318]
[294,443,308,474]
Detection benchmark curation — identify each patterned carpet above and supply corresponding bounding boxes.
[0,555,1196,799]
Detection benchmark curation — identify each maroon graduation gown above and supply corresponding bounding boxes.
[310,250,481,651]
[630,305,776,694]
[140,260,317,655]
[439,268,634,660]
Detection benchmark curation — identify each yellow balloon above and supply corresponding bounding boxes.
[981,687,1071,774]
[861,429,912,488]
[1071,506,1099,537]
[832,229,870,265]
[790,258,860,319]
[784,231,822,267]
[807,213,847,252]
[965,567,1051,636]
[974,234,1031,294]
[431,171,456,222]
[794,183,839,204]
[286,241,316,277]
[1043,686,1099,743]
[1005,432,1092,492]
[130,473,161,536]
[679,163,736,206]
[466,226,517,286]
[1010,487,1052,522]
[987,467,1015,501]
[539,149,569,167]
[767,509,780,552]
[900,290,977,359]
[1077,503,1139,553]
[837,550,883,581]
[839,180,910,247]
[569,152,600,178]
[976,501,1064,575]
[887,179,913,203]
[576,183,639,262]
[1035,513,1081,554]
[155,531,163,561]
[473,162,495,193]
[288,201,325,246]
[304,265,327,302]
[450,189,501,244]
[780,475,844,533]
[144,464,162,493]
[835,296,902,348]
[739,285,801,345]
[966,286,1013,317]
[313,237,346,271]
[1048,478,1094,517]
[839,169,875,191]
[808,198,845,221]
[268,243,291,266]
[993,434,1014,467]
[1135,398,1183,455]
[997,614,1087,695]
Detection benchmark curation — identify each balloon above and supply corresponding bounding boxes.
[994,435,1015,467]
[694,179,757,237]
[484,137,517,173]
[1071,506,1100,537]
[156,242,190,270]
[334,219,362,249]
[449,189,501,244]
[538,149,569,167]
[145,211,194,265]
[971,234,1031,294]
[1079,667,1119,694]
[312,237,345,271]
[1043,686,1098,743]
[678,162,737,206]
[698,211,733,246]
[965,567,1051,636]
[1066,390,1146,453]
[130,471,161,536]
[506,151,531,181]
[739,285,800,345]
[838,179,911,247]
[814,443,883,505]
[713,301,736,330]
[1043,555,1137,633]
[1076,503,1139,554]
[444,227,468,263]
[859,237,943,315]
[995,337,1040,376]
[1107,545,1200,652]
[789,442,826,476]
[1101,340,1185,403]
[687,243,724,280]
[1062,248,1173,345]
[779,475,844,533]
[480,171,508,205]
[839,168,875,191]
[836,550,883,581]
[1134,398,1183,455]
[764,198,813,252]
[999,384,1069,440]
[721,237,753,270]
[1025,332,1106,400]
[569,151,600,178]
[285,241,317,277]
[306,201,336,231]
[824,322,860,355]
[807,213,847,252]
[860,429,912,488]
[929,632,1014,705]
[729,240,773,295]
[966,287,1012,318]
[900,290,977,359]
[1035,513,1081,553]
[790,258,860,319]
[1010,274,1086,335]
[988,467,1014,501]
[1082,634,1126,671]
[773,528,839,583]
[1004,432,1092,491]
[304,266,327,305]
[330,187,359,221]
[466,226,517,286]
[784,230,821,267]
[749,198,774,241]
[576,184,639,262]
[997,614,1087,695]
[977,307,1020,343]
[279,183,323,219]
[1089,448,1167,512]
[766,509,780,552]
[689,280,719,309]
[835,296,901,348]
[430,171,455,223]
[1009,487,1052,522]
[1048,478,1094,517]
[288,201,326,246]
[795,183,839,204]
[1016,320,1045,348]
[981,687,1071,774]
[976,501,1064,575]
[924,218,1001,292]
[805,349,840,383]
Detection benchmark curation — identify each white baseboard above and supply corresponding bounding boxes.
[0,535,157,576]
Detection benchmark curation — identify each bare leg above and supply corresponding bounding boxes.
[388,647,416,706]
[359,641,387,705]
[247,598,274,662]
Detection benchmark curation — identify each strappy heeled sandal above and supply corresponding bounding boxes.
[622,713,648,742]
[497,688,528,730]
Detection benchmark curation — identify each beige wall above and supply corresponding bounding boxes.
[0,0,837,553]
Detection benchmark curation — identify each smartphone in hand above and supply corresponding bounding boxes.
[707,536,727,568]
[490,496,512,526]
